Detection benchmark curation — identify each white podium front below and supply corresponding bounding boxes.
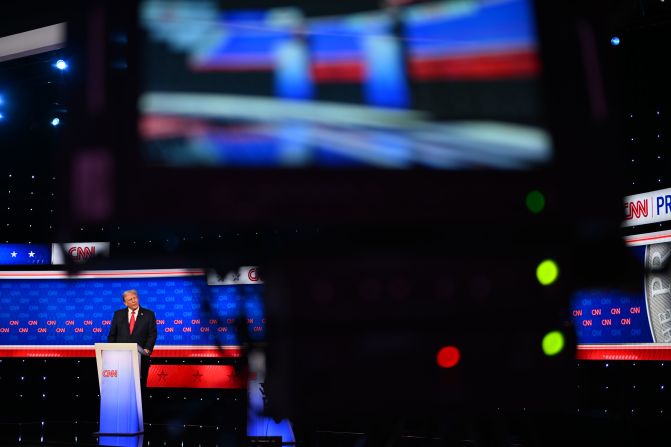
[95,343,144,435]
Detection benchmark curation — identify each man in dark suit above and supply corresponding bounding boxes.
[107,289,157,388]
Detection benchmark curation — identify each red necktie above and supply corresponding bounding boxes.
[129,310,136,334]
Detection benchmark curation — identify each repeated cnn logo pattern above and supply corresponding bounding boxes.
[570,290,652,344]
[0,277,265,345]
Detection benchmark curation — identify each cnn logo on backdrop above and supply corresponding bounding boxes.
[51,242,110,264]
[102,370,118,378]
[68,246,96,261]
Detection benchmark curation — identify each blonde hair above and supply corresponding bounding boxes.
[122,289,139,302]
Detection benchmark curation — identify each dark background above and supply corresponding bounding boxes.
[3,0,671,445]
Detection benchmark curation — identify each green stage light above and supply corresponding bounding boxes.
[526,190,545,214]
[542,330,565,356]
[536,259,559,286]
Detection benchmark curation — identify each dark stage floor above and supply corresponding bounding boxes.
[2,414,670,447]
[0,421,446,447]
[0,421,245,447]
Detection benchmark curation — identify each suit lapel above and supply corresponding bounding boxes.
[125,310,131,335]
[130,308,142,334]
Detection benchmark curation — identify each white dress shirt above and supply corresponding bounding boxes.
[127,307,138,323]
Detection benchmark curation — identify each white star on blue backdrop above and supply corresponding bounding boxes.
[0,245,50,265]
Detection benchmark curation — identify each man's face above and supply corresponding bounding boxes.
[124,293,140,311]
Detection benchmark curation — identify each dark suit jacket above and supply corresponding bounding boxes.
[107,306,157,353]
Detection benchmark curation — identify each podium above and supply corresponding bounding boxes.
[95,343,145,435]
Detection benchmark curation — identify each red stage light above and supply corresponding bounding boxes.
[436,346,461,368]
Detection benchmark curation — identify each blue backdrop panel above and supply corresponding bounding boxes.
[0,244,51,265]
[0,275,265,345]
[570,290,653,344]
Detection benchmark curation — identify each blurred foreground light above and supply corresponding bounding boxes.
[54,59,68,70]
[610,36,620,46]
[542,331,565,356]
[525,190,545,214]
[536,259,559,286]
[51,118,60,126]
[0,113,4,120]
[436,346,461,368]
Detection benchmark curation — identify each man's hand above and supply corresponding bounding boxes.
[144,348,151,355]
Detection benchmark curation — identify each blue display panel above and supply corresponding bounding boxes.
[0,244,51,265]
[195,10,295,72]
[0,271,265,346]
[570,290,652,344]
[570,241,671,360]
[403,0,538,61]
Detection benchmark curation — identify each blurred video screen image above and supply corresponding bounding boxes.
[138,0,552,169]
